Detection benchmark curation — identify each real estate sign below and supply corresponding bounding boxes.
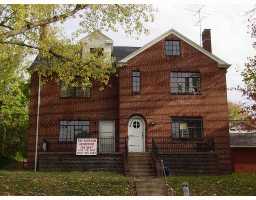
[76,138,97,155]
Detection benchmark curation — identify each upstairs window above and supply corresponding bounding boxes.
[170,72,200,95]
[90,48,104,57]
[165,40,181,56]
[171,117,203,139]
[60,81,91,98]
[59,120,89,142]
[132,71,140,94]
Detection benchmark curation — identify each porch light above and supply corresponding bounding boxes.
[149,121,156,126]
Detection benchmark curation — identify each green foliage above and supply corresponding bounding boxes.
[168,173,256,196]
[0,75,28,158]
[0,4,154,158]
[0,171,132,195]
[228,102,248,120]
[241,12,256,118]
[0,4,155,87]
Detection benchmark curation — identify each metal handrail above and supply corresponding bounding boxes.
[152,137,175,195]
[161,159,168,185]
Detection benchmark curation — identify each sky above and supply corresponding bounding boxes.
[62,1,255,105]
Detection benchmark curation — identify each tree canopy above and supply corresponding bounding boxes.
[0,4,154,87]
[241,10,256,119]
[0,4,154,159]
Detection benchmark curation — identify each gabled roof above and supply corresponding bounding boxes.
[29,46,140,70]
[80,30,113,44]
[113,46,140,61]
[119,28,230,68]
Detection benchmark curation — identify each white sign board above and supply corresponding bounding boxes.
[76,138,97,155]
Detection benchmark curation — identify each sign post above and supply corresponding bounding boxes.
[76,138,97,155]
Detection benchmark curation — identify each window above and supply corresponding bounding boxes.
[170,72,200,94]
[60,81,91,98]
[59,121,89,142]
[132,71,140,94]
[171,117,203,139]
[133,121,140,129]
[165,40,181,56]
[90,48,104,57]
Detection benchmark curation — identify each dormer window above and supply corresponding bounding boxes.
[90,48,104,57]
[165,40,181,56]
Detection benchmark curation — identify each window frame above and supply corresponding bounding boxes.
[131,70,141,95]
[59,120,90,143]
[170,71,201,95]
[60,81,91,98]
[165,40,181,56]
[171,117,203,140]
[90,48,104,57]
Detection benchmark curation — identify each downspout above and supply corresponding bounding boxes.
[34,73,41,172]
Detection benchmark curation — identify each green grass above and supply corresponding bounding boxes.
[167,173,256,196]
[0,171,132,196]
[1,171,255,196]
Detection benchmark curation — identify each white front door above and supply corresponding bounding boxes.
[128,116,145,152]
[99,121,115,153]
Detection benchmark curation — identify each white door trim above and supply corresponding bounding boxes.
[128,116,145,152]
[99,120,115,153]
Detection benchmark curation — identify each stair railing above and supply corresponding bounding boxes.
[151,138,163,176]
[152,137,175,195]
[161,159,167,185]
[123,136,129,174]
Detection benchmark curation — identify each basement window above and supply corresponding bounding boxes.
[171,117,203,139]
[59,120,89,143]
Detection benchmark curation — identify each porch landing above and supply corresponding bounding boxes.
[38,152,123,172]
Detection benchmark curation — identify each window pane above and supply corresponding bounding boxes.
[171,118,203,139]
[132,71,140,94]
[165,40,181,56]
[170,72,200,94]
[90,48,104,56]
[60,81,91,98]
[59,120,89,143]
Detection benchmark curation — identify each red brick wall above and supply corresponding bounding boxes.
[27,74,118,167]
[28,33,231,173]
[232,147,256,172]
[118,34,231,173]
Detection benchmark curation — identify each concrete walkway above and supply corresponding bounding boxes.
[134,177,169,196]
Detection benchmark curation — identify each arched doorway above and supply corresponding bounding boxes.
[128,115,145,152]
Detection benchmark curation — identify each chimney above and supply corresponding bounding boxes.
[202,29,212,53]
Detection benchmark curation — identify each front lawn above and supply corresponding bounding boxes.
[168,173,256,196]
[0,171,132,195]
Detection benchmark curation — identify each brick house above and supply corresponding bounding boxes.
[28,29,232,174]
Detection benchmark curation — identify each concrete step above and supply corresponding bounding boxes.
[128,167,154,171]
[136,184,167,190]
[127,172,156,177]
[137,187,168,194]
[128,157,152,161]
[128,163,154,168]
[129,170,155,174]
[128,152,151,155]
[127,154,151,159]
